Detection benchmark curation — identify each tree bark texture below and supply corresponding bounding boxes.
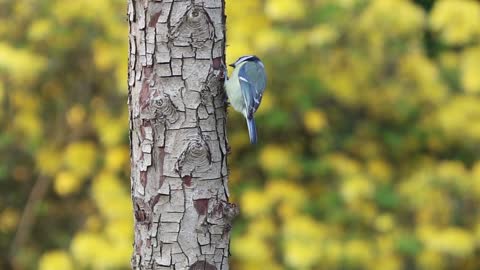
[127,1,235,269]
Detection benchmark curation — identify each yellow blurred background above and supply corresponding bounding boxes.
[2,0,480,269]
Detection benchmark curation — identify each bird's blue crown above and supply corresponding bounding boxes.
[230,55,261,67]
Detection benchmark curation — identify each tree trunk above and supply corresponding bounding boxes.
[127,1,235,269]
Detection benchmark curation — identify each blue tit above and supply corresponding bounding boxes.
[224,55,267,144]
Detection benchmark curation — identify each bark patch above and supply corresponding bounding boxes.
[140,80,150,110]
[148,193,162,209]
[189,261,216,270]
[182,175,192,187]
[149,11,161,27]
[140,171,147,188]
[193,199,209,215]
[212,57,222,70]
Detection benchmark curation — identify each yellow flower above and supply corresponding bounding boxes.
[64,141,97,178]
[283,215,328,241]
[398,52,448,104]
[92,171,131,220]
[241,189,271,217]
[105,146,129,172]
[283,215,326,268]
[13,111,42,139]
[340,175,374,204]
[374,214,394,233]
[284,241,320,269]
[259,145,291,173]
[439,51,459,70]
[247,217,276,238]
[66,104,86,128]
[54,171,83,196]
[418,225,475,257]
[52,0,112,23]
[343,239,373,267]
[38,250,73,270]
[308,25,339,47]
[70,232,108,267]
[254,29,283,52]
[372,255,403,270]
[93,39,116,71]
[327,153,362,176]
[367,159,392,183]
[0,42,46,82]
[36,147,62,176]
[436,96,480,141]
[238,261,282,270]
[358,0,425,36]
[265,0,306,21]
[28,19,52,41]
[439,228,475,257]
[97,241,132,269]
[461,46,480,93]
[232,233,272,262]
[71,229,131,269]
[430,0,480,45]
[105,220,133,245]
[303,109,328,134]
[93,110,128,147]
[265,180,306,210]
[435,161,469,190]
[417,250,444,270]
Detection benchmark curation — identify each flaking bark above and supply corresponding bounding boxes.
[127,1,236,269]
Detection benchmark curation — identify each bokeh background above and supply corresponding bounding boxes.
[2,0,480,269]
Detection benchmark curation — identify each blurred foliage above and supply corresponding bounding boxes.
[1,0,480,269]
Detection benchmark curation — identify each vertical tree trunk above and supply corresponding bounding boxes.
[127,1,235,269]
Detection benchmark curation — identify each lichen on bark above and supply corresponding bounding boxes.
[127,0,235,269]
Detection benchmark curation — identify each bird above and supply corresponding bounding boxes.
[224,55,267,144]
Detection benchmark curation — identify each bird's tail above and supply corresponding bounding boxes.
[246,118,257,144]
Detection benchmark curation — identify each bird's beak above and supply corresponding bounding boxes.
[229,63,235,67]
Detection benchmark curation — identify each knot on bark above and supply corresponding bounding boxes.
[133,197,152,225]
[169,6,215,48]
[202,72,222,98]
[223,202,240,222]
[175,135,211,177]
[150,94,180,124]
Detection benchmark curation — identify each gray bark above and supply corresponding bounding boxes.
[127,1,236,269]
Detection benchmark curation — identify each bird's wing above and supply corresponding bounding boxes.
[238,61,267,119]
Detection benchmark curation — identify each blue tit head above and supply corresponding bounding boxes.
[229,55,261,68]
